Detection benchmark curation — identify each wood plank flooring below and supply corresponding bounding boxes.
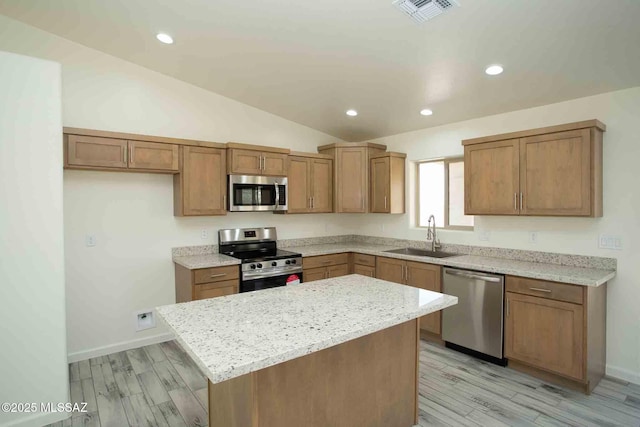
[47,340,640,427]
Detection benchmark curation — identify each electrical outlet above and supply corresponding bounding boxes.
[599,234,622,250]
[381,224,385,232]
[200,229,208,240]
[134,310,156,332]
[529,232,539,244]
[85,234,96,247]
[479,231,490,241]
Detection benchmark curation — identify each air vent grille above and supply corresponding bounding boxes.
[393,0,459,24]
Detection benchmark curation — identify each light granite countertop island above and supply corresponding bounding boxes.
[157,274,457,427]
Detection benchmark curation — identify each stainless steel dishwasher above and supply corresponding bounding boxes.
[442,267,506,365]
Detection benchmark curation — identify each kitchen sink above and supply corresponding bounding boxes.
[383,247,460,258]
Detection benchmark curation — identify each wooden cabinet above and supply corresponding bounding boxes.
[318,143,386,213]
[175,264,240,302]
[174,146,227,216]
[303,253,349,283]
[505,275,607,393]
[227,143,289,176]
[66,134,179,172]
[352,253,376,277]
[375,257,442,336]
[370,152,406,214]
[462,120,605,217]
[287,153,333,213]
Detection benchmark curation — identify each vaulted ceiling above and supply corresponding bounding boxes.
[1,0,640,141]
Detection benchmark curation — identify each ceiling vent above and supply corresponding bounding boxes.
[393,0,459,23]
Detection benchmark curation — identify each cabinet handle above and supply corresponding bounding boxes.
[529,287,552,293]
[210,273,227,278]
[384,196,387,210]
[123,145,127,164]
[309,197,312,209]
[506,298,510,317]
[325,271,329,279]
[223,195,227,209]
[312,197,314,209]
[520,192,523,210]
[406,265,410,282]
[514,193,518,211]
[130,145,134,164]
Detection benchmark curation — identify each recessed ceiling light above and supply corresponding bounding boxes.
[420,109,433,116]
[485,65,504,76]
[346,110,358,117]
[156,33,174,44]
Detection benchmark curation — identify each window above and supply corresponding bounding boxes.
[417,158,474,229]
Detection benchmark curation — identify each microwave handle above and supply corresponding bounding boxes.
[274,183,280,209]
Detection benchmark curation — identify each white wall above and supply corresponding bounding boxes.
[0,52,67,427]
[0,14,353,361]
[355,87,640,383]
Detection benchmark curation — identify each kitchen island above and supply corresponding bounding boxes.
[157,274,457,427]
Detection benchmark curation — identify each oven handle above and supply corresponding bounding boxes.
[243,268,302,280]
[274,182,280,209]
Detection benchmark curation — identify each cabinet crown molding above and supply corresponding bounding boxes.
[461,120,606,146]
[226,142,290,154]
[316,141,387,151]
[63,127,226,149]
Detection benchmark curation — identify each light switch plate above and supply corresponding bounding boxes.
[85,234,96,247]
[599,234,622,250]
[529,232,539,244]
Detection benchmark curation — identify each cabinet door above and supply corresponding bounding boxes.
[353,264,375,277]
[375,257,405,284]
[128,140,179,171]
[176,146,226,216]
[228,149,262,175]
[464,139,520,215]
[406,262,442,335]
[520,129,592,216]
[194,280,238,300]
[336,147,367,213]
[310,158,333,213]
[67,135,127,168]
[304,267,327,283]
[262,152,288,176]
[287,157,311,213]
[327,264,349,279]
[505,292,584,380]
[370,156,390,213]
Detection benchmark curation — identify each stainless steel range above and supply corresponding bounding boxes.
[219,227,303,293]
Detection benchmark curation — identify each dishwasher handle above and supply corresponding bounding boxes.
[445,269,502,283]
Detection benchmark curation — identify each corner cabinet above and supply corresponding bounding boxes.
[504,276,606,393]
[370,152,406,214]
[287,153,333,213]
[227,143,289,176]
[463,120,605,217]
[173,146,227,216]
[318,142,386,213]
[175,264,239,302]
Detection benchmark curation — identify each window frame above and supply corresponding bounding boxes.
[416,156,473,231]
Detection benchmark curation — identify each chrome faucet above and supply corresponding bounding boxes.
[426,215,441,252]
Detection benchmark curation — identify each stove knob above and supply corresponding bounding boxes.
[291,259,297,264]
[250,264,256,270]
[285,260,291,265]
[271,261,277,267]
[257,263,263,269]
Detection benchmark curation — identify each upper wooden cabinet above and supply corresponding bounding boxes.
[227,143,289,176]
[174,146,227,216]
[462,120,605,217]
[128,140,179,171]
[317,142,386,213]
[287,153,333,214]
[370,152,406,214]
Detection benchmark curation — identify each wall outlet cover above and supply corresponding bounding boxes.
[479,231,490,241]
[85,234,97,247]
[599,234,622,250]
[134,310,156,331]
[200,229,208,240]
[529,232,539,244]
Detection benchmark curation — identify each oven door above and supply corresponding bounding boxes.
[228,175,287,212]
[240,271,303,293]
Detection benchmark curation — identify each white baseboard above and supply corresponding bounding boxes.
[67,332,175,363]
[606,364,640,385]
[2,410,67,427]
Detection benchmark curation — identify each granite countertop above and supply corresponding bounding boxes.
[284,243,615,287]
[173,253,240,269]
[156,274,457,384]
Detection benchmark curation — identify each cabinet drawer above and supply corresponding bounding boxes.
[327,263,349,279]
[194,265,240,285]
[304,267,328,283]
[303,253,349,269]
[353,264,375,278]
[506,276,583,305]
[194,279,238,300]
[353,253,376,267]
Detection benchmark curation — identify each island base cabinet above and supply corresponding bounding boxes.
[208,319,419,427]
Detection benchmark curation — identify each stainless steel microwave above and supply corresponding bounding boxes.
[228,175,288,212]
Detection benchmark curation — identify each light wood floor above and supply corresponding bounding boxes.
[46,340,640,427]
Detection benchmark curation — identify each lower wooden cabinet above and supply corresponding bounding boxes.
[174,146,227,216]
[376,257,442,336]
[504,275,606,393]
[353,264,375,277]
[303,253,349,283]
[175,264,240,302]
